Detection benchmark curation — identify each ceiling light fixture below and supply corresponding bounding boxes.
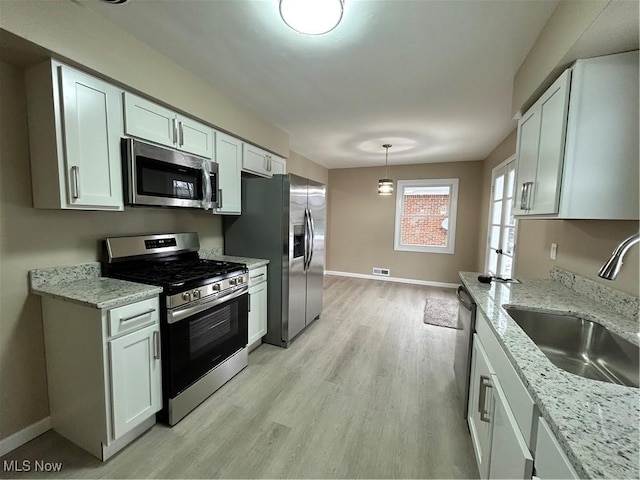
[378,144,394,196]
[279,0,344,35]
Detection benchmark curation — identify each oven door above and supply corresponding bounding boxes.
[124,138,218,209]
[164,289,248,398]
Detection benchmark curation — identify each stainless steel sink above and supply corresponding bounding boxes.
[504,308,639,388]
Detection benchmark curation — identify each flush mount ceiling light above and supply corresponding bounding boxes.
[279,0,344,35]
[378,144,394,196]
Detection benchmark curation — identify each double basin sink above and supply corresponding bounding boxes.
[505,307,639,388]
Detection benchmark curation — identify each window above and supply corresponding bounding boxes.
[394,179,459,254]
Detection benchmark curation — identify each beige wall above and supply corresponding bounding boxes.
[327,161,484,285]
[515,220,639,296]
[287,151,329,185]
[0,0,289,157]
[0,61,227,441]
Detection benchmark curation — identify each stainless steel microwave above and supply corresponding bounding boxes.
[122,138,218,210]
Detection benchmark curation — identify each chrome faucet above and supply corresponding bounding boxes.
[598,233,640,280]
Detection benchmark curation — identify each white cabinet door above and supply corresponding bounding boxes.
[488,376,534,479]
[468,335,495,479]
[123,92,176,149]
[242,143,271,177]
[109,323,161,439]
[534,417,579,479]
[59,66,124,209]
[270,154,286,175]
[248,281,268,346]
[513,108,540,216]
[531,71,570,215]
[177,114,213,158]
[214,131,242,214]
[513,70,570,216]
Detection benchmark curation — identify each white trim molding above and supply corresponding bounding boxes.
[325,270,458,289]
[0,416,51,457]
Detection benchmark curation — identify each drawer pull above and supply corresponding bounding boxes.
[120,308,155,323]
[250,273,265,280]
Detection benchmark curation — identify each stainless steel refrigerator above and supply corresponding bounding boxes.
[224,174,326,348]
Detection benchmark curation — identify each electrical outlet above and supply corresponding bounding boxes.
[550,243,558,260]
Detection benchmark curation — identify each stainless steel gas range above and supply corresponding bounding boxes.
[102,232,248,425]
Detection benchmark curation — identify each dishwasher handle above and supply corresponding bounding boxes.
[456,286,474,311]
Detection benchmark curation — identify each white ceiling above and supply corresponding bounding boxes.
[81,0,559,169]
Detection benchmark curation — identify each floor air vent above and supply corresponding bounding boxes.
[372,267,390,276]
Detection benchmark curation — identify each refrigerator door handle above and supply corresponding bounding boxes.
[308,209,315,268]
[303,208,310,271]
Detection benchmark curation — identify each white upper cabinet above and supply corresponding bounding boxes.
[514,51,639,219]
[214,131,242,215]
[242,143,287,177]
[25,60,124,210]
[124,92,214,159]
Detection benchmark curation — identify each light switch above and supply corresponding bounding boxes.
[550,243,558,260]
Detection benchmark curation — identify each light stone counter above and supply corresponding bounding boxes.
[460,268,639,479]
[199,249,269,269]
[29,262,161,309]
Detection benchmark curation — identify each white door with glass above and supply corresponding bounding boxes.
[485,158,516,278]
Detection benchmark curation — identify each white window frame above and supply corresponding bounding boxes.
[394,178,459,254]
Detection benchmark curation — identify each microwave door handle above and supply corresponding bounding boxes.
[201,164,212,210]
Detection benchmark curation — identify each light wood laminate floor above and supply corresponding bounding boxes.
[1,276,479,479]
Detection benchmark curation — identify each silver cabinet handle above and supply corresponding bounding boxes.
[478,375,492,423]
[248,293,251,312]
[179,121,184,147]
[218,188,223,209]
[172,118,178,144]
[525,182,534,210]
[519,183,527,210]
[250,273,265,280]
[71,166,80,199]
[264,155,269,172]
[153,330,160,359]
[120,308,156,323]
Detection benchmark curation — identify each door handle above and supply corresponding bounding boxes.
[120,308,156,323]
[308,209,315,268]
[519,183,527,210]
[525,181,534,210]
[217,188,223,209]
[178,121,184,147]
[478,375,492,423]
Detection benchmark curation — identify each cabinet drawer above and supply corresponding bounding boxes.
[108,298,159,337]
[248,266,267,287]
[476,311,537,448]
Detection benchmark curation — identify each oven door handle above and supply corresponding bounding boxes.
[167,286,248,324]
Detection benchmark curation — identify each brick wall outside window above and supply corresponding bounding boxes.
[401,194,449,247]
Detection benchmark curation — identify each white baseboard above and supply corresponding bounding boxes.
[0,417,51,457]
[325,270,458,289]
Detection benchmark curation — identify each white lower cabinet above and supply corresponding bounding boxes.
[41,296,161,461]
[534,417,579,479]
[248,265,268,349]
[468,311,536,479]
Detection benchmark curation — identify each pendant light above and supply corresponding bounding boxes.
[279,0,344,35]
[377,144,394,196]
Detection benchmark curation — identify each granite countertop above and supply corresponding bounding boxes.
[199,248,269,269]
[459,268,639,479]
[29,263,161,309]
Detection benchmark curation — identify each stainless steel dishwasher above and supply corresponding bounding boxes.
[453,285,476,420]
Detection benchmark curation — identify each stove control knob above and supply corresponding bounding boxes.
[213,283,222,291]
[192,289,201,299]
[230,278,237,286]
[182,292,192,302]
